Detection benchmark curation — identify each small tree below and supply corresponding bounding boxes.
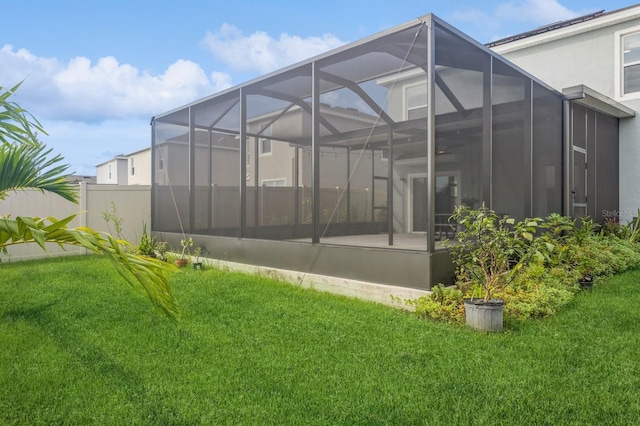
[448,205,551,302]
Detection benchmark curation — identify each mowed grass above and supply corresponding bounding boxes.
[1,255,639,425]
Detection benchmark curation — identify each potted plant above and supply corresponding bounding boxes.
[192,246,203,270]
[448,205,549,332]
[175,237,193,267]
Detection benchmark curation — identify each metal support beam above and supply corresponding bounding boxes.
[294,147,300,225]
[208,130,213,231]
[188,106,196,235]
[524,80,533,217]
[150,118,156,231]
[312,62,321,244]
[254,136,260,227]
[239,88,247,237]
[563,99,572,217]
[347,148,351,223]
[427,20,436,254]
[482,56,493,208]
[387,128,394,246]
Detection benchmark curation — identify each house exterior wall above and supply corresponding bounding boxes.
[96,158,128,184]
[492,8,640,221]
[127,149,152,185]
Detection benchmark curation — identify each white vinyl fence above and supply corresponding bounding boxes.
[0,184,150,263]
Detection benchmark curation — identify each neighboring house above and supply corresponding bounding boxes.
[490,4,640,222]
[65,175,96,184]
[126,147,152,185]
[151,12,632,291]
[96,147,151,185]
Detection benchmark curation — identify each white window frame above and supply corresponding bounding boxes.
[130,157,135,176]
[403,81,428,120]
[615,26,640,100]
[261,178,286,187]
[108,163,112,180]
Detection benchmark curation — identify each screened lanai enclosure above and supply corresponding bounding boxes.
[152,14,621,290]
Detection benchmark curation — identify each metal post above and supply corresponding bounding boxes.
[426,19,436,254]
[563,99,572,217]
[524,80,533,217]
[239,88,247,237]
[312,62,321,244]
[346,147,351,223]
[482,56,493,208]
[150,117,156,231]
[188,106,196,235]
[388,128,394,246]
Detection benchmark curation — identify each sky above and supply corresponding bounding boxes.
[2,0,639,175]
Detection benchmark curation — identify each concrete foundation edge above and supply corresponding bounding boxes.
[200,257,430,311]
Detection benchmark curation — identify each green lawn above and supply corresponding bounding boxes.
[1,255,639,425]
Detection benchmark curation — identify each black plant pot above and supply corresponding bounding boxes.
[193,262,203,270]
[579,276,594,290]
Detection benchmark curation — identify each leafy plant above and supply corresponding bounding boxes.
[179,237,193,260]
[411,284,464,324]
[626,210,640,244]
[155,241,168,260]
[193,246,202,262]
[136,222,156,257]
[101,202,124,239]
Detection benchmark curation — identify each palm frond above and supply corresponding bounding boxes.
[0,81,47,147]
[0,142,78,202]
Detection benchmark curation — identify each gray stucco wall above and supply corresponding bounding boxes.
[494,19,640,222]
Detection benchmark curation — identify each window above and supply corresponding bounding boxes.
[405,82,428,120]
[262,179,285,187]
[623,32,640,95]
[130,157,135,176]
[159,158,164,170]
[108,163,112,180]
[259,124,272,155]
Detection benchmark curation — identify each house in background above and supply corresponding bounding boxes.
[151,12,631,291]
[96,147,151,185]
[490,4,640,222]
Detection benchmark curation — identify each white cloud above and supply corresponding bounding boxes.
[200,23,346,74]
[0,45,232,122]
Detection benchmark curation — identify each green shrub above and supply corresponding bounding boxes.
[413,207,640,327]
[447,205,550,302]
[135,223,156,257]
[411,284,464,324]
[498,265,577,321]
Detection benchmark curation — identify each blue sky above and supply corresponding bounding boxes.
[2,0,638,175]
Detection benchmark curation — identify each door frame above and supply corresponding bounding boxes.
[407,171,461,233]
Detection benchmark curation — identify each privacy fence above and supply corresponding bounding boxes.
[0,184,150,262]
